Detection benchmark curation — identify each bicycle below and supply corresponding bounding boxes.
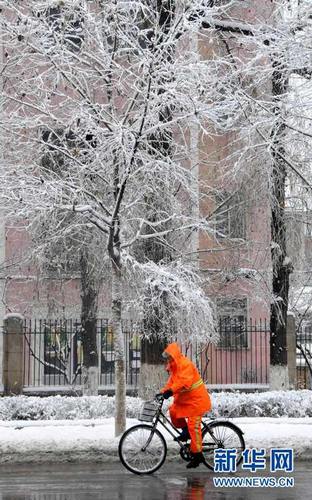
[118,394,245,475]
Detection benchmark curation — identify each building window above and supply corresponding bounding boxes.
[209,0,236,5]
[106,4,154,53]
[38,127,96,275]
[33,4,84,53]
[298,322,312,342]
[215,191,246,239]
[41,127,96,174]
[43,239,81,275]
[48,5,84,52]
[305,221,312,238]
[217,297,248,348]
[41,128,73,174]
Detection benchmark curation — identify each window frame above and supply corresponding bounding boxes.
[214,190,247,240]
[216,297,248,349]
[33,4,84,54]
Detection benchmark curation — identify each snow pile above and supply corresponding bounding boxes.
[0,418,119,464]
[0,391,311,421]
[238,417,312,460]
[212,390,312,418]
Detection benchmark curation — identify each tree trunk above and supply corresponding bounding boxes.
[80,249,99,395]
[111,260,126,436]
[139,336,167,399]
[138,0,175,393]
[269,57,292,389]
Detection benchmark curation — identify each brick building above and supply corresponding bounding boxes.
[0,1,274,392]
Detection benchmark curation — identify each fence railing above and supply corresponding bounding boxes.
[23,319,142,389]
[22,318,271,392]
[296,323,312,390]
[200,318,270,388]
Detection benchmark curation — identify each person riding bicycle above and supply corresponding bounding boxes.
[157,342,211,469]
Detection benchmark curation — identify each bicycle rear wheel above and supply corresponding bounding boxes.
[202,421,245,470]
[118,424,167,475]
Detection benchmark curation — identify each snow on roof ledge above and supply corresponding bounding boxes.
[4,313,24,321]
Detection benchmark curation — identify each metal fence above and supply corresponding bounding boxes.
[22,318,270,392]
[23,319,142,390]
[296,322,312,390]
[199,318,270,389]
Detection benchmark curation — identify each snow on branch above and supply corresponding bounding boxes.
[125,256,217,343]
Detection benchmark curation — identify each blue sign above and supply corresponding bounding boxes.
[270,449,294,473]
[242,449,266,472]
[214,449,237,472]
[213,447,294,475]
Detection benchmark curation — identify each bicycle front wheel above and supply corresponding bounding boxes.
[118,424,167,475]
[202,421,245,470]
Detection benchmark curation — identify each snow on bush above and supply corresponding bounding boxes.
[0,395,141,421]
[0,391,311,420]
[211,390,312,418]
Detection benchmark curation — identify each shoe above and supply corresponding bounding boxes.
[174,427,190,442]
[186,452,205,469]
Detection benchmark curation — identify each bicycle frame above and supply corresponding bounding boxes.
[119,398,245,475]
[142,398,220,452]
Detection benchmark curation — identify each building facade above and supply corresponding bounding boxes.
[0,0,274,391]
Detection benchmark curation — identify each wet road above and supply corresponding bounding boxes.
[0,462,310,500]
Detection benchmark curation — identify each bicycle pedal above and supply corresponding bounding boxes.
[179,444,192,462]
[174,435,189,442]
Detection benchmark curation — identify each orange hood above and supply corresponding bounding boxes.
[164,343,183,364]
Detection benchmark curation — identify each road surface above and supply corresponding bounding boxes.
[0,461,310,499]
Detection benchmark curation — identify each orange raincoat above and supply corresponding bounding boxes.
[161,343,211,418]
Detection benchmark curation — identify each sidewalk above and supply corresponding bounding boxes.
[0,417,311,464]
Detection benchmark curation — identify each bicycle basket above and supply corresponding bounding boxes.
[138,401,158,422]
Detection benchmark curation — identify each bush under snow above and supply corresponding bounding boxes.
[0,395,140,421]
[211,390,312,418]
[0,391,311,420]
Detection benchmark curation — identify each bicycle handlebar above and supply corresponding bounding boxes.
[155,393,164,403]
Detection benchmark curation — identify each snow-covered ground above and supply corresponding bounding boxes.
[0,392,310,464]
[0,417,311,464]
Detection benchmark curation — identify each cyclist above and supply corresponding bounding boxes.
[157,342,211,469]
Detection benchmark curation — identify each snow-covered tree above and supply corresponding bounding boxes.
[29,131,110,395]
[3,0,312,428]
[0,0,222,435]
[191,0,312,386]
[214,0,312,385]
